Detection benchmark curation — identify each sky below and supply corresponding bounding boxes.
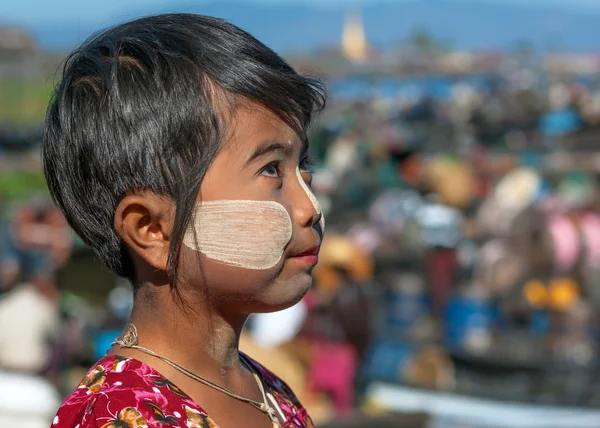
[3,0,600,26]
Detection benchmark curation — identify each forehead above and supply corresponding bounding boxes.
[224,104,302,155]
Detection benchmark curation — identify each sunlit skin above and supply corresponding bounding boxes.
[107,103,322,428]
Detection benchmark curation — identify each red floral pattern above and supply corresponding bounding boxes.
[51,354,313,428]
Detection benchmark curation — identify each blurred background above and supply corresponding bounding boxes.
[3,0,600,427]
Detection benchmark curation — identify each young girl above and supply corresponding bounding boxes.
[43,14,325,428]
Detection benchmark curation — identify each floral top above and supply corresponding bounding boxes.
[52,354,313,428]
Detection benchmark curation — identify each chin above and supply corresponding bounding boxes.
[253,271,313,314]
[181,250,314,314]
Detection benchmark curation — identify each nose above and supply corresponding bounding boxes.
[291,167,324,232]
[291,184,321,228]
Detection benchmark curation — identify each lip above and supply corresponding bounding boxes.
[288,245,320,265]
[293,246,320,257]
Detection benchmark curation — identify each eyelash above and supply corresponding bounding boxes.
[301,155,317,172]
[260,155,316,178]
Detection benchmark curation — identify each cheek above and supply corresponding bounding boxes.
[182,200,292,270]
[179,248,282,298]
[179,246,312,313]
[177,198,314,311]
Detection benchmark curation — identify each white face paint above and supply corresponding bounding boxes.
[183,200,292,270]
[296,166,325,233]
[183,166,323,270]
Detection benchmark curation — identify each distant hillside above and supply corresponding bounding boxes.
[28,0,600,53]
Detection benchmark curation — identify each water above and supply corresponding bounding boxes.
[328,74,503,101]
[327,73,599,102]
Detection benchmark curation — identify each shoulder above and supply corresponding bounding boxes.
[241,353,314,427]
[241,353,298,401]
[52,355,214,428]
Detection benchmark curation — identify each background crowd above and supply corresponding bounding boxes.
[4,2,600,427]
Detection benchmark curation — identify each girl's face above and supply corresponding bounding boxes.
[178,105,323,314]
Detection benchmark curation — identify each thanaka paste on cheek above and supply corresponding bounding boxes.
[183,169,323,270]
[182,200,292,270]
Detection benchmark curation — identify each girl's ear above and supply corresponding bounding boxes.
[114,193,174,274]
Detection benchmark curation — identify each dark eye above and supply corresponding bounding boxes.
[299,156,315,173]
[261,161,280,178]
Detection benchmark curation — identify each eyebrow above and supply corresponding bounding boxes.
[246,138,309,165]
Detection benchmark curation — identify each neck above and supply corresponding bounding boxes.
[126,284,248,373]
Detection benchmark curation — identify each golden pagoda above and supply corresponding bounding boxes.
[342,11,368,63]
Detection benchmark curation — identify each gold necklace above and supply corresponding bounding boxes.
[112,324,281,428]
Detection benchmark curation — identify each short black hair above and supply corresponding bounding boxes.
[43,13,325,281]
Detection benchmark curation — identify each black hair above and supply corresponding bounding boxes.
[43,13,325,283]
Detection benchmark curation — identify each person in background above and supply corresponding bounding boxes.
[0,256,21,293]
[0,259,60,373]
[11,201,72,270]
[0,258,61,428]
[303,236,374,416]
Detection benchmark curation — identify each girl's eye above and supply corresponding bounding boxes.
[299,156,315,173]
[260,161,281,178]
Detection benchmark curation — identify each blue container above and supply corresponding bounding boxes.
[93,329,122,361]
[384,283,431,332]
[530,310,550,335]
[445,293,497,351]
[540,108,582,137]
[362,339,417,384]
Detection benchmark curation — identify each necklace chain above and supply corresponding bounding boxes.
[112,324,280,427]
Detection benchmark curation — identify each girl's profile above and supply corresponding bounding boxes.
[43,13,325,428]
